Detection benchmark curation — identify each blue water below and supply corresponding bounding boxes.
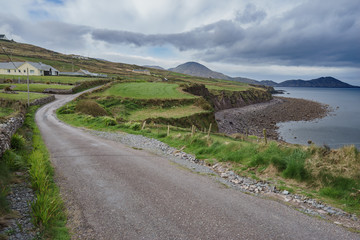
[274,87,360,149]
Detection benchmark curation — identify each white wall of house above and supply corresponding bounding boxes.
[0,62,43,76]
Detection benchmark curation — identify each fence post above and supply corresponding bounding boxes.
[263,128,267,145]
[141,121,146,130]
[191,125,195,137]
[207,123,212,138]
[167,125,170,136]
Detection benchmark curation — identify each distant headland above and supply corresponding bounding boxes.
[260,77,360,88]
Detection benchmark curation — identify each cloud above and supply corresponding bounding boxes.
[235,4,267,24]
[89,0,360,68]
[0,0,359,84]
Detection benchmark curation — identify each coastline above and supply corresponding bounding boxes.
[215,97,330,140]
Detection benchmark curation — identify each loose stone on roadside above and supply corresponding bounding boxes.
[87,129,359,231]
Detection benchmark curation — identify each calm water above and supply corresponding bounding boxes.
[274,87,360,149]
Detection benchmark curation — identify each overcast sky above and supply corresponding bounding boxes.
[0,0,359,84]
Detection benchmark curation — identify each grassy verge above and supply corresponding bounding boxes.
[0,107,69,239]
[57,109,360,215]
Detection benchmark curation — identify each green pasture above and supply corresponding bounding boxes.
[123,105,208,121]
[0,74,92,84]
[0,83,73,92]
[97,82,197,99]
[0,92,49,102]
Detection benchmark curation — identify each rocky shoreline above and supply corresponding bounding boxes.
[215,97,331,140]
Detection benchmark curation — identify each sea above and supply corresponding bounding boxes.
[274,87,360,149]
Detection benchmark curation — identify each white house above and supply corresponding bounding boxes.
[0,62,59,76]
[0,34,10,41]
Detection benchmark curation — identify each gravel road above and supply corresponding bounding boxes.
[35,93,359,240]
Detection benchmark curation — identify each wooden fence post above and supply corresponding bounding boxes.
[141,121,146,130]
[207,123,212,138]
[263,129,267,145]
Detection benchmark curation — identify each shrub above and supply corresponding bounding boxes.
[101,116,117,126]
[123,122,141,131]
[11,133,26,150]
[75,100,108,117]
[282,149,309,181]
[58,104,75,114]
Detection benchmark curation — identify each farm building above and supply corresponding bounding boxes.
[59,69,107,77]
[0,34,10,41]
[0,62,59,76]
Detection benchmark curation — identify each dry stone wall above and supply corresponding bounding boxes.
[0,95,55,156]
[0,113,25,156]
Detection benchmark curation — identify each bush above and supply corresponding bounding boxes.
[101,116,117,126]
[282,149,309,181]
[75,100,108,117]
[11,133,26,150]
[3,86,11,92]
[58,104,75,114]
[123,122,141,131]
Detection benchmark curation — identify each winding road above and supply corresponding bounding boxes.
[35,93,359,239]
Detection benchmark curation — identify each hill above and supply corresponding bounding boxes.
[261,77,359,88]
[169,62,259,84]
[0,40,147,76]
[169,62,229,80]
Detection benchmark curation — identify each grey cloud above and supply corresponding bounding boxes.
[235,4,267,24]
[90,0,360,67]
[91,20,245,50]
[0,14,91,51]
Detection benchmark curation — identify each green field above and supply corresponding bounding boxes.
[0,92,49,102]
[0,83,73,92]
[97,82,197,99]
[0,107,14,117]
[0,74,92,84]
[124,105,208,121]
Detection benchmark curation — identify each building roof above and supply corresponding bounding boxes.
[0,34,8,39]
[0,61,58,72]
[0,62,24,69]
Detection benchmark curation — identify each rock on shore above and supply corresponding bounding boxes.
[215,97,330,139]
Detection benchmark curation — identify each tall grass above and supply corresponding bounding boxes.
[4,106,70,239]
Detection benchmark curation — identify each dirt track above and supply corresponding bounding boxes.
[35,94,357,239]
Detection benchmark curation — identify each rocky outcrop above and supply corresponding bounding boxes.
[184,84,273,111]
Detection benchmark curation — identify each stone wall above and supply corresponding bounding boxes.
[0,113,25,156]
[43,88,73,94]
[0,95,55,157]
[29,95,55,106]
